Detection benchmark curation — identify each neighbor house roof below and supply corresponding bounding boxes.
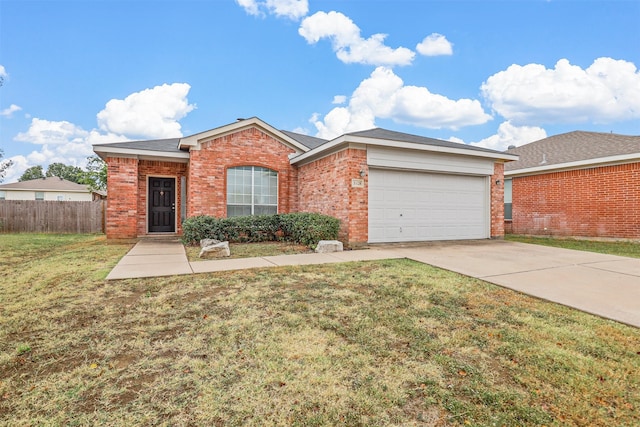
[505,131,640,176]
[0,177,91,192]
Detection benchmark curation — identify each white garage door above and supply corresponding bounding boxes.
[368,169,489,243]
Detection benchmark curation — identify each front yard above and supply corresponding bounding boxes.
[1,234,638,426]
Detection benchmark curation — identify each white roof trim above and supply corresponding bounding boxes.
[178,117,309,153]
[505,153,640,177]
[291,134,518,165]
[93,146,190,162]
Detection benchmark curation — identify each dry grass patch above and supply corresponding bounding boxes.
[1,234,639,426]
[185,241,313,261]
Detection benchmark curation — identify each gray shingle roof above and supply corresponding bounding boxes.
[347,128,508,155]
[505,131,640,171]
[280,130,328,150]
[0,177,90,191]
[93,138,182,153]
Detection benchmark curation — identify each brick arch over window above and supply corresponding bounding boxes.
[227,166,278,217]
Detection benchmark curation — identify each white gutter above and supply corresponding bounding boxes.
[505,153,640,177]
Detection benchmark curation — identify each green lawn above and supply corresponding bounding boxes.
[1,234,639,426]
[506,234,640,258]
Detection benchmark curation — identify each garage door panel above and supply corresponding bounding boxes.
[368,169,489,243]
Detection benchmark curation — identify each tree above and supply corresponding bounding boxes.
[46,162,86,183]
[19,165,44,181]
[0,149,13,183]
[82,155,107,192]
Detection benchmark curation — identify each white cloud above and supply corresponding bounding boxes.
[0,104,22,117]
[7,83,194,182]
[299,11,415,66]
[236,0,261,16]
[312,67,491,139]
[482,57,640,125]
[468,121,547,151]
[97,83,195,139]
[0,65,7,78]
[236,0,308,20]
[332,95,346,105]
[15,118,90,145]
[416,33,453,56]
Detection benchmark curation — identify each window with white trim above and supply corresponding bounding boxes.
[227,166,278,217]
[35,191,44,201]
[0,190,5,200]
[504,178,512,220]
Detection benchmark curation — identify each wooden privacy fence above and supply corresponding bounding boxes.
[0,200,106,234]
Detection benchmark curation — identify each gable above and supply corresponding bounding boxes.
[179,117,309,154]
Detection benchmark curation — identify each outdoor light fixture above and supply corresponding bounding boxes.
[359,169,366,177]
[495,179,501,186]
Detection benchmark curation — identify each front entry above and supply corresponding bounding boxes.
[148,177,176,233]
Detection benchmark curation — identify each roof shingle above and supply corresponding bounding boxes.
[505,131,640,171]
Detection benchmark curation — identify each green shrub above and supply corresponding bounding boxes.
[278,212,340,247]
[181,213,340,248]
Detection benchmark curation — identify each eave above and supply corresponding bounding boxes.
[505,153,640,177]
[291,134,519,166]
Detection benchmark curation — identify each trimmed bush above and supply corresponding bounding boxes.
[181,213,340,248]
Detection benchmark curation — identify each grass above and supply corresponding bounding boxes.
[1,234,639,426]
[506,235,640,258]
[185,241,313,262]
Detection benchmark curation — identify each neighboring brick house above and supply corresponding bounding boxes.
[93,117,516,245]
[505,131,640,239]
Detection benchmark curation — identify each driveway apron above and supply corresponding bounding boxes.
[394,240,640,328]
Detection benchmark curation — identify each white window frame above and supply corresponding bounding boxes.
[504,178,512,220]
[227,166,278,217]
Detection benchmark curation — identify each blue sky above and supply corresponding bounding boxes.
[1,0,639,182]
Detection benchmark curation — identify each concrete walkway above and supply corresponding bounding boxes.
[106,239,640,328]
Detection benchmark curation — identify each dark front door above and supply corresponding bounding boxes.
[148,177,176,233]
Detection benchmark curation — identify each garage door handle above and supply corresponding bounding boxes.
[400,213,403,217]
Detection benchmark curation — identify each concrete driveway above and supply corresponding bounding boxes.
[391,240,640,328]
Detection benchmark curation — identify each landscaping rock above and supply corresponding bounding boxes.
[315,240,343,253]
[200,238,221,248]
[199,241,230,258]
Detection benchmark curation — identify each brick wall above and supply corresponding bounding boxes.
[511,162,640,239]
[491,162,505,238]
[298,148,368,246]
[105,157,138,239]
[138,160,187,236]
[187,127,299,218]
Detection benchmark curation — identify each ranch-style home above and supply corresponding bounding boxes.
[93,117,517,245]
[505,131,640,240]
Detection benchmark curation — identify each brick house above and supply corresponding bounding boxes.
[505,131,640,239]
[93,117,516,245]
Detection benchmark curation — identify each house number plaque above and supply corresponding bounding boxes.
[351,178,365,188]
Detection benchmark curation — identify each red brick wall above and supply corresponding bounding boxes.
[138,160,188,236]
[491,162,505,238]
[298,148,368,246]
[187,127,299,218]
[511,162,640,239]
[105,157,138,239]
